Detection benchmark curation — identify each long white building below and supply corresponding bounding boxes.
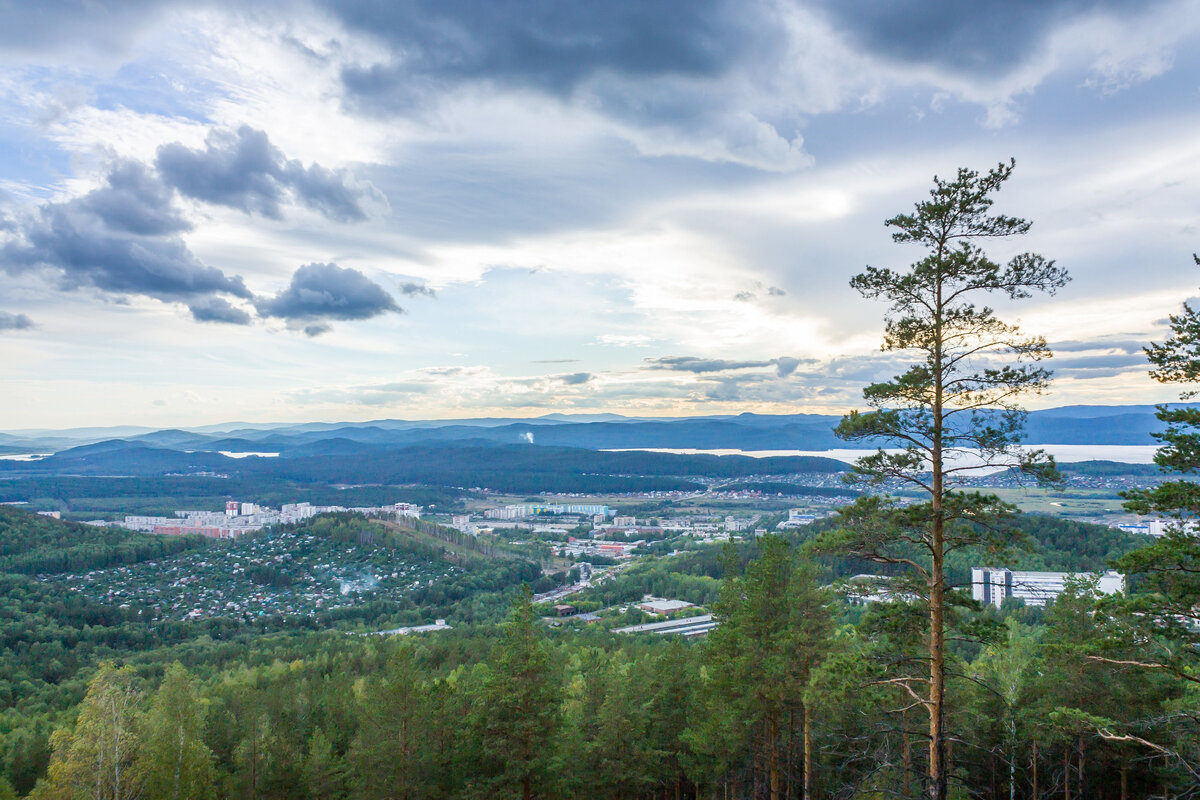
[971,567,1125,609]
[485,503,610,519]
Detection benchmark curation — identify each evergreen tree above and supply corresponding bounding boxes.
[642,640,699,800]
[474,586,563,800]
[347,646,430,800]
[1102,256,1200,784]
[689,537,832,800]
[812,159,1067,800]
[304,727,345,800]
[1119,256,1200,681]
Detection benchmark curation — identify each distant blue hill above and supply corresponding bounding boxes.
[0,404,1192,457]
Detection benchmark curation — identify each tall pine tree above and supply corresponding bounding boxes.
[812,160,1067,800]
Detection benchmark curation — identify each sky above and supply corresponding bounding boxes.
[2,0,1200,429]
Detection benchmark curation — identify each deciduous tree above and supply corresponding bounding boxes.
[137,663,215,800]
[34,663,143,800]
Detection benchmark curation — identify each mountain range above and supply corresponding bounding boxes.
[0,404,1183,458]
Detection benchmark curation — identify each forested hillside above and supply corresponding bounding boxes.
[0,507,206,574]
[4,531,1195,800]
[0,508,544,796]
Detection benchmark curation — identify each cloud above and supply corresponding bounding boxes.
[399,281,436,297]
[188,296,252,325]
[595,334,651,347]
[156,126,382,222]
[773,356,802,377]
[256,262,401,334]
[809,0,1159,75]
[331,0,750,104]
[645,355,811,376]
[303,323,332,337]
[0,0,173,62]
[1,164,251,305]
[646,356,774,373]
[77,160,192,236]
[327,0,815,170]
[0,311,34,331]
[1049,338,1145,354]
[558,372,593,385]
[733,291,756,301]
[1049,353,1149,378]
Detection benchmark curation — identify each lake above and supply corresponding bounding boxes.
[607,444,1161,466]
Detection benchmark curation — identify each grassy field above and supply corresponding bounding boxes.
[980,486,1133,520]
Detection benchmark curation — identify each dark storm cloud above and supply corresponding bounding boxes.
[330,0,756,108]
[808,0,1164,74]
[645,356,811,377]
[256,262,401,334]
[188,296,252,325]
[1,173,251,303]
[0,312,34,331]
[156,126,380,222]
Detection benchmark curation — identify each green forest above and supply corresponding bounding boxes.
[0,501,1196,799]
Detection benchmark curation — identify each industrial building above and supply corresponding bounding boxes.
[637,597,695,615]
[614,615,717,637]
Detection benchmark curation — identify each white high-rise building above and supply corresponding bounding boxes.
[971,567,1125,609]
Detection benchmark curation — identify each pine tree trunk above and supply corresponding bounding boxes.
[1063,747,1070,800]
[1120,764,1127,800]
[928,546,947,800]
[803,703,813,800]
[902,708,912,796]
[1076,738,1085,798]
[768,714,780,800]
[786,708,794,800]
[929,303,947,800]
